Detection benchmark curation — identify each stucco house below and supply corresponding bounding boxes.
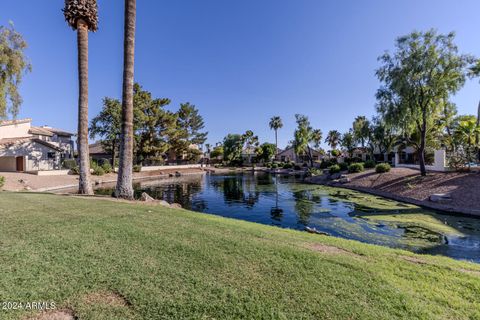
[276,147,323,164]
[0,119,75,172]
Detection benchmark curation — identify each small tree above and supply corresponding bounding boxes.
[0,23,31,118]
[260,143,276,163]
[341,131,356,158]
[325,130,341,151]
[376,30,473,176]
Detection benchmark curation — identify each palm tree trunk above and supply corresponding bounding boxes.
[116,0,136,199]
[76,20,93,195]
[275,129,278,159]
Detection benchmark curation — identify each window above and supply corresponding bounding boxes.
[47,152,56,159]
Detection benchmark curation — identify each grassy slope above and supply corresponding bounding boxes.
[0,193,479,320]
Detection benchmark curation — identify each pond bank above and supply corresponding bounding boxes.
[307,167,480,217]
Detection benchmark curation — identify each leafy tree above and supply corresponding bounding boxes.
[0,23,31,118]
[352,116,370,147]
[341,131,356,158]
[376,30,473,176]
[260,143,276,163]
[293,115,322,166]
[223,134,243,165]
[242,130,260,164]
[89,98,122,166]
[325,130,341,151]
[311,129,323,149]
[169,102,208,162]
[116,0,137,199]
[269,116,283,155]
[210,145,224,159]
[134,84,176,164]
[371,118,398,160]
[63,0,98,195]
[453,118,480,168]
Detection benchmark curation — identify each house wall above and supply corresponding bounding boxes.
[0,156,16,171]
[395,149,448,172]
[0,142,57,171]
[0,121,31,139]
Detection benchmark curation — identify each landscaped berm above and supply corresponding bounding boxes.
[0,193,479,320]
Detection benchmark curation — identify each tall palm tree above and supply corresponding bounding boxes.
[269,116,283,156]
[325,130,341,151]
[63,0,98,195]
[116,0,137,199]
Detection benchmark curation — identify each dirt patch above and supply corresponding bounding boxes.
[82,291,129,307]
[308,243,360,257]
[400,255,429,265]
[25,309,75,320]
[457,268,480,277]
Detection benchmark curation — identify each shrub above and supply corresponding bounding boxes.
[92,166,105,176]
[338,162,347,171]
[70,166,80,175]
[271,163,278,169]
[102,162,113,174]
[307,168,322,177]
[364,160,376,169]
[348,163,364,173]
[294,165,302,171]
[0,176,5,189]
[62,159,77,170]
[329,164,341,174]
[133,164,142,173]
[282,162,293,169]
[375,163,391,173]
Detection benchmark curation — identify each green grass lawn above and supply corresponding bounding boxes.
[0,192,479,320]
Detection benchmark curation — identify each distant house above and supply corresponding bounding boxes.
[0,119,74,172]
[89,142,111,162]
[276,147,323,164]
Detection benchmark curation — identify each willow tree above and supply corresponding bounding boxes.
[0,23,31,118]
[116,0,137,199]
[376,30,472,176]
[63,0,98,195]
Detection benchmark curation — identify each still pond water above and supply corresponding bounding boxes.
[96,173,480,262]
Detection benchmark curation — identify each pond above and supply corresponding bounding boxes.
[95,172,480,262]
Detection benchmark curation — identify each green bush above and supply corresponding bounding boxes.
[271,163,279,169]
[102,162,113,174]
[339,162,348,171]
[133,165,142,173]
[0,176,5,189]
[364,160,376,169]
[294,165,302,171]
[62,159,77,170]
[92,166,105,176]
[307,168,322,177]
[70,166,80,175]
[348,163,364,173]
[329,164,341,174]
[375,163,391,173]
[282,162,293,169]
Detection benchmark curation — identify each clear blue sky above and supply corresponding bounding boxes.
[1,0,479,148]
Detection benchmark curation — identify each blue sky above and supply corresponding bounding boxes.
[1,0,479,148]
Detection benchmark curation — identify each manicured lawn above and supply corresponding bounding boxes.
[0,192,479,319]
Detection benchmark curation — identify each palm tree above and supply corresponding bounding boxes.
[325,130,341,151]
[116,0,137,199]
[269,116,283,156]
[455,119,480,169]
[63,0,98,195]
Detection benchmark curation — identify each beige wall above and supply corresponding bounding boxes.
[0,157,16,171]
[0,141,56,171]
[0,121,31,139]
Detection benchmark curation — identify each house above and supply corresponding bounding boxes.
[276,147,323,164]
[89,141,112,163]
[0,119,75,172]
